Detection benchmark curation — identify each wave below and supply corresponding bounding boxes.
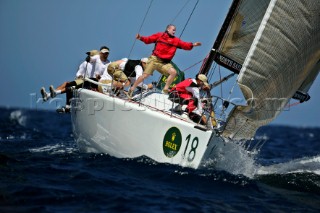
[255,156,320,194]
[200,140,320,193]
[257,155,320,176]
[29,143,77,154]
[215,144,320,176]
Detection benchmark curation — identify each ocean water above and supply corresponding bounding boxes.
[0,106,319,213]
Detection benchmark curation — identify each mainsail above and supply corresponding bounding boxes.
[208,0,320,140]
[201,0,270,75]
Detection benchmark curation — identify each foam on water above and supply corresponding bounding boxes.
[257,155,320,176]
[202,136,320,179]
[201,141,260,178]
[29,143,77,154]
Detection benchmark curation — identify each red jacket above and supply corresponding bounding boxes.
[140,32,193,60]
[171,78,200,113]
[171,78,195,94]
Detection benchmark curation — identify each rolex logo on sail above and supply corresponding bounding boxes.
[163,127,182,158]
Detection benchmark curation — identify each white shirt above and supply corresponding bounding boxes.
[118,58,128,70]
[76,61,95,78]
[91,55,110,77]
[186,79,203,114]
[76,55,110,78]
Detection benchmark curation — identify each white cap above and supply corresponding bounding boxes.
[100,48,109,53]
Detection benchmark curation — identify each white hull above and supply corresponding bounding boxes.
[71,89,227,169]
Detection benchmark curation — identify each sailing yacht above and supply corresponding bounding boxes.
[71,0,320,169]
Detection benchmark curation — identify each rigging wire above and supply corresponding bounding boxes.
[127,0,154,58]
[227,77,237,101]
[179,0,200,38]
[218,65,223,98]
[207,63,217,83]
[182,58,204,72]
[170,0,191,24]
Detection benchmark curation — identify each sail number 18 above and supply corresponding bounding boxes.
[183,134,199,162]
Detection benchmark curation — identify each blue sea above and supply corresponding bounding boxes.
[0,106,319,213]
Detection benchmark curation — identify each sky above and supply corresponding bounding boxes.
[0,0,319,127]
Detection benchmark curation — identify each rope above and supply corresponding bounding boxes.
[286,101,300,108]
[179,0,200,38]
[127,0,154,58]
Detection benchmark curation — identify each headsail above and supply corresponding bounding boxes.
[221,0,320,140]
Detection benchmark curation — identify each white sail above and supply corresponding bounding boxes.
[223,0,320,140]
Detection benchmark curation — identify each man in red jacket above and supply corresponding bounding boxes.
[126,24,201,98]
[169,74,209,124]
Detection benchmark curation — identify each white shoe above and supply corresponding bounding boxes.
[49,85,56,98]
[40,87,48,102]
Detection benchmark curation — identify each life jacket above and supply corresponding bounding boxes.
[123,60,142,77]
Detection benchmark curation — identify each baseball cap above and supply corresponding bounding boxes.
[100,48,109,54]
[198,74,209,87]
